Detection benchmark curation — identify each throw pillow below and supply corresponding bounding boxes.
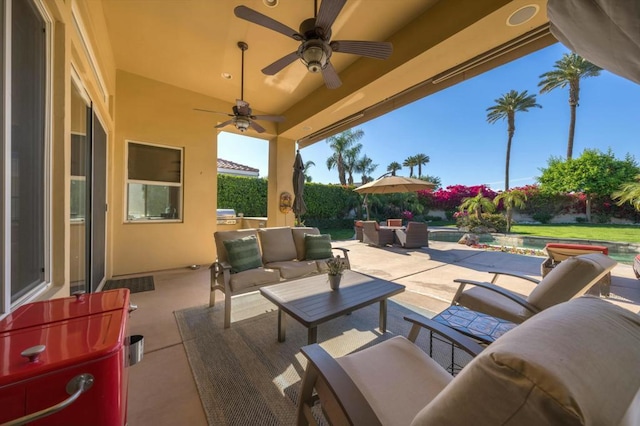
[305,234,332,260]
[223,235,262,273]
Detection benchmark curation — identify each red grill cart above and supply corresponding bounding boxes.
[0,289,143,425]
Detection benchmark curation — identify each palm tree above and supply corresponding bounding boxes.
[538,53,601,160]
[303,160,315,183]
[486,90,541,191]
[613,175,640,211]
[413,153,430,177]
[356,155,378,184]
[493,189,527,233]
[325,129,365,185]
[387,161,402,176]
[459,192,495,220]
[403,155,418,177]
[343,144,363,185]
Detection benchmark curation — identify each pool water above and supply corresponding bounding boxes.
[429,230,638,265]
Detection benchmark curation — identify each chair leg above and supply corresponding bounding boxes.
[224,294,232,329]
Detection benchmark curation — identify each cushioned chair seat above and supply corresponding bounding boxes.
[264,260,318,280]
[229,267,280,292]
[456,286,530,324]
[338,336,452,426]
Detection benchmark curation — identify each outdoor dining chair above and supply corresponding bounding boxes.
[451,253,617,324]
[395,221,429,248]
[362,221,394,247]
[297,296,640,426]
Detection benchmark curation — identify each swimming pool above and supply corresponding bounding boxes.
[428,230,639,265]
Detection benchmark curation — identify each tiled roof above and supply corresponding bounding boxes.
[217,158,259,173]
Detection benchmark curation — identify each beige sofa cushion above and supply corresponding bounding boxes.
[258,227,297,263]
[412,297,640,425]
[265,260,318,280]
[214,229,259,265]
[229,267,280,292]
[338,336,452,426]
[291,227,319,260]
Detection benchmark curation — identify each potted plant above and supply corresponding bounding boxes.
[326,255,347,290]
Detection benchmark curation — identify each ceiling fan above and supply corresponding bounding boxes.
[194,41,285,133]
[234,0,393,89]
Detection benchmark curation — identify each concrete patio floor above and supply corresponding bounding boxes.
[126,240,640,425]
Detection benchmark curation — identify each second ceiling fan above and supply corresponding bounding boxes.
[234,0,393,89]
[195,41,285,133]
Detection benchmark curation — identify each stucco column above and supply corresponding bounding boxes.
[267,136,296,227]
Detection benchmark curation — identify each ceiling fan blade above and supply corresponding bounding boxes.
[330,40,393,60]
[321,62,342,89]
[214,119,235,129]
[235,99,251,116]
[262,51,299,75]
[194,108,232,117]
[315,0,347,34]
[234,6,303,41]
[252,114,286,123]
[249,120,266,133]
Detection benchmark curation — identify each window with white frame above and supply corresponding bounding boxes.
[3,0,51,310]
[126,141,183,222]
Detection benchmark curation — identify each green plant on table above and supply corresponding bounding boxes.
[326,256,347,276]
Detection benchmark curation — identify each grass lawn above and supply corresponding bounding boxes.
[510,223,640,244]
[322,228,355,241]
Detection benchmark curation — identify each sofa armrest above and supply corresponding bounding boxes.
[210,261,232,307]
[332,247,351,269]
[298,344,382,426]
[403,313,485,357]
[452,279,541,315]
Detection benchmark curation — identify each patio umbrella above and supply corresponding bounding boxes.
[354,175,436,219]
[547,0,640,85]
[354,175,436,195]
[292,150,307,222]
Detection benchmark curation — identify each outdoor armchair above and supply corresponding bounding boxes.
[451,253,617,324]
[395,221,429,248]
[362,221,394,247]
[297,296,640,426]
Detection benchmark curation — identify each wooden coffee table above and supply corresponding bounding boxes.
[260,270,405,344]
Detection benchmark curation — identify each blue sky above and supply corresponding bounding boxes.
[218,42,640,190]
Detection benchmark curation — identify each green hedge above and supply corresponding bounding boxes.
[217,175,360,220]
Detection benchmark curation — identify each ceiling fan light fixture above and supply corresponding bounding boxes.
[300,41,328,73]
[235,117,251,132]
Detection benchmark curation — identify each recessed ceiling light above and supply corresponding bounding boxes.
[221,73,232,79]
[302,125,312,131]
[263,0,278,7]
[507,5,539,27]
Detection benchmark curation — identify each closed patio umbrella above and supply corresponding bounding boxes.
[292,150,307,222]
[354,175,435,219]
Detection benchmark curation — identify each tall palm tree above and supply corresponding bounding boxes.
[356,155,378,184]
[459,192,495,220]
[387,161,402,176]
[486,90,541,191]
[613,175,640,211]
[413,153,430,177]
[325,129,365,185]
[493,189,527,233]
[343,144,363,185]
[303,160,315,183]
[403,155,418,177]
[538,53,601,160]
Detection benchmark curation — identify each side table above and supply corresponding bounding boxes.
[432,305,517,345]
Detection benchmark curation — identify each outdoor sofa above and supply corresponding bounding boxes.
[210,226,350,328]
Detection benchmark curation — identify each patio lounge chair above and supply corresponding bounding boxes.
[395,221,429,248]
[297,296,640,426]
[542,243,611,296]
[450,253,617,324]
[362,221,394,247]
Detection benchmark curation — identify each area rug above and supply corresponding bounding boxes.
[175,293,472,425]
[103,275,155,293]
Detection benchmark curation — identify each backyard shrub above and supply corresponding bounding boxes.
[531,212,553,224]
[217,174,268,216]
[457,213,507,233]
[575,217,588,223]
[302,183,359,219]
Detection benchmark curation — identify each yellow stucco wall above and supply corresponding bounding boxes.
[267,137,296,227]
[112,71,220,275]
